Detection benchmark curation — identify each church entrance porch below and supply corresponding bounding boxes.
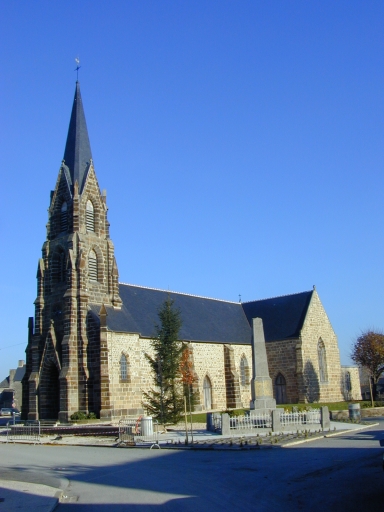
[39,362,60,419]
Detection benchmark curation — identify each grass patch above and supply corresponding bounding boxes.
[190,402,363,423]
[189,412,207,423]
[276,402,350,412]
[276,401,384,412]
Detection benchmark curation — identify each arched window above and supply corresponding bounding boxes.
[60,202,68,233]
[240,356,249,386]
[51,248,66,284]
[203,375,212,410]
[120,354,128,381]
[275,373,287,404]
[88,249,98,282]
[86,200,95,232]
[318,339,328,383]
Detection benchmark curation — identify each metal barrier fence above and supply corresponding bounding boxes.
[230,413,272,431]
[118,417,160,448]
[7,421,41,444]
[279,409,321,427]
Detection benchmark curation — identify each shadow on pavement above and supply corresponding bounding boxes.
[1,426,383,511]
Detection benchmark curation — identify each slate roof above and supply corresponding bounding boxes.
[0,376,10,389]
[63,82,92,193]
[242,291,313,342]
[90,284,252,344]
[13,366,25,382]
[89,285,314,345]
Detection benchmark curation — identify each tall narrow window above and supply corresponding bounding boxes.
[318,339,328,383]
[120,354,128,380]
[52,248,65,284]
[60,202,68,233]
[345,371,352,392]
[203,376,212,410]
[88,249,98,282]
[86,200,95,232]
[240,356,249,386]
[275,373,287,404]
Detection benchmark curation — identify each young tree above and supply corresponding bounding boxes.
[351,330,384,400]
[179,346,198,411]
[142,296,184,424]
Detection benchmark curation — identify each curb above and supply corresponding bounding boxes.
[0,479,62,512]
[282,422,379,447]
[324,422,379,438]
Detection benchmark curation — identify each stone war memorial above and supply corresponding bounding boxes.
[22,82,360,421]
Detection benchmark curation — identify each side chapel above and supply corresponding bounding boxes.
[23,83,351,421]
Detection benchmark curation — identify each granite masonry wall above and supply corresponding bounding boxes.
[341,366,362,401]
[104,291,350,417]
[266,339,300,404]
[299,290,344,402]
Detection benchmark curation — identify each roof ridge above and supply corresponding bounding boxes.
[242,290,313,305]
[118,282,240,304]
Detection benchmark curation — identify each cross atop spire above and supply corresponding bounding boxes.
[63,82,92,193]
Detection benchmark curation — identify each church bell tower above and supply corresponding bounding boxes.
[23,82,121,421]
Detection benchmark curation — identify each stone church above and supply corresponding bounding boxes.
[23,83,351,421]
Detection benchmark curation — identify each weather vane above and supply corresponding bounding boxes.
[74,57,81,81]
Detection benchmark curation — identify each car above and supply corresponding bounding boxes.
[0,408,20,417]
[0,408,13,416]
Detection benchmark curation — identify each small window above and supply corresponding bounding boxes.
[318,339,328,383]
[86,200,95,232]
[120,354,128,380]
[88,249,98,282]
[60,202,68,233]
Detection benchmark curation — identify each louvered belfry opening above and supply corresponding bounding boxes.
[89,249,98,282]
[86,200,94,231]
[60,202,68,233]
[52,248,66,284]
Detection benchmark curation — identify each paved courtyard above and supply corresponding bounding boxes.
[0,418,383,511]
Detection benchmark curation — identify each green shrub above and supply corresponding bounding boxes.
[70,411,98,420]
[223,409,244,417]
[70,411,87,420]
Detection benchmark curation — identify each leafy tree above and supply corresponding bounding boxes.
[351,330,384,399]
[142,296,184,424]
[179,346,198,412]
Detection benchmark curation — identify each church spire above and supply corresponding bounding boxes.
[63,82,92,193]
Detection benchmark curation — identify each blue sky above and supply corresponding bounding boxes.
[1,1,383,380]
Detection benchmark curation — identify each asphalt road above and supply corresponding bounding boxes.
[1,419,384,511]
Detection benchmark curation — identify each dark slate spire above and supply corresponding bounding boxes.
[63,82,92,192]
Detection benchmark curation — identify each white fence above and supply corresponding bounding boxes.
[279,409,321,427]
[216,407,326,436]
[230,413,272,431]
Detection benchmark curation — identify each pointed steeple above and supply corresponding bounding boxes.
[63,82,92,193]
